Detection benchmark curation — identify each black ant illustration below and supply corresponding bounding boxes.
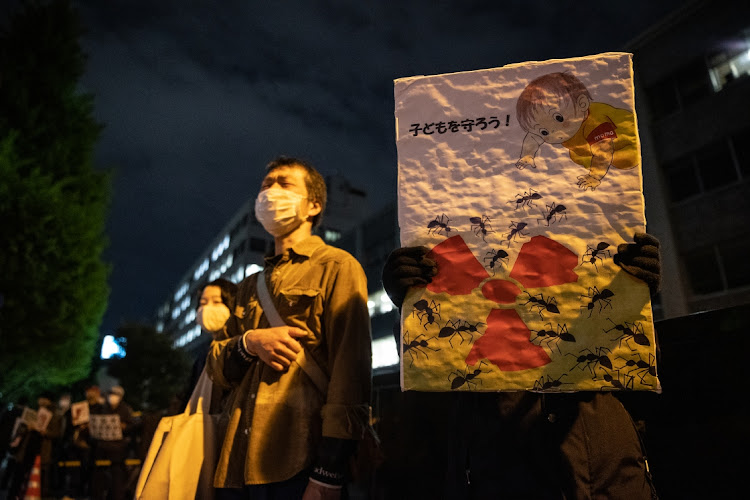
[402,331,440,367]
[600,369,635,391]
[521,292,560,318]
[439,319,484,347]
[448,361,488,390]
[470,215,495,242]
[484,249,509,276]
[567,346,613,376]
[427,214,452,235]
[530,323,576,353]
[617,353,657,386]
[510,189,542,210]
[505,221,529,247]
[581,242,612,271]
[412,299,441,328]
[580,287,614,317]
[605,319,650,349]
[532,373,569,391]
[538,202,567,226]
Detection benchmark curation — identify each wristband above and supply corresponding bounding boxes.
[310,465,345,488]
[237,332,256,362]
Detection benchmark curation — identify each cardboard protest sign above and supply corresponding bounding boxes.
[89,414,123,441]
[71,401,90,426]
[20,407,38,429]
[36,407,53,433]
[394,52,659,393]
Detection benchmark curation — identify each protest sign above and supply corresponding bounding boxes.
[89,414,123,441]
[394,52,659,392]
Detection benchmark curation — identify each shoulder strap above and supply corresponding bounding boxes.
[256,270,329,394]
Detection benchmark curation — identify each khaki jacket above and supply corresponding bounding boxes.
[206,236,372,487]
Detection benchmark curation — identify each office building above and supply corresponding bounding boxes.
[628,0,750,319]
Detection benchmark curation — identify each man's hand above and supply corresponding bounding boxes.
[614,232,661,296]
[243,326,307,371]
[302,481,341,500]
[381,246,437,309]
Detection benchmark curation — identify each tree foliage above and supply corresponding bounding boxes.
[0,0,111,403]
[106,324,191,411]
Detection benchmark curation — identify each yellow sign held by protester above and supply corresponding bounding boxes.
[394,52,660,393]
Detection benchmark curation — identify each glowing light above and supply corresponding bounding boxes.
[100,335,126,360]
[245,264,263,276]
[372,336,399,369]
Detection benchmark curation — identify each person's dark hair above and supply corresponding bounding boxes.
[266,156,327,228]
[195,278,238,311]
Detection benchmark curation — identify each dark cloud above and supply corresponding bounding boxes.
[69,0,685,332]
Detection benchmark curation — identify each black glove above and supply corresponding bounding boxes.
[613,232,661,296]
[381,246,438,309]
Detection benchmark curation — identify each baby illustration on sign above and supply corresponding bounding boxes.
[514,72,638,191]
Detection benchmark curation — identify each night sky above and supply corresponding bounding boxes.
[65,0,686,334]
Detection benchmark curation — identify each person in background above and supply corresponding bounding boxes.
[182,277,238,410]
[380,233,661,499]
[57,386,99,499]
[1,398,34,500]
[50,391,72,494]
[0,397,27,492]
[90,386,133,500]
[205,156,373,499]
[36,392,64,499]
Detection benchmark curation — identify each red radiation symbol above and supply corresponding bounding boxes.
[423,234,579,371]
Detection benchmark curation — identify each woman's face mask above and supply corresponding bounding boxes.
[197,303,231,333]
[254,188,308,237]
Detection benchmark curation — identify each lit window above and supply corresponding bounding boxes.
[231,267,245,283]
[324,229,341,243]
[174,283,189,301]
[708,29,750,92]
[367,288,395,318]
[220,254,234,274]
[379,293,394,315]
[194,258,209,281]
[212,235,230,262]
[372,336,399,370]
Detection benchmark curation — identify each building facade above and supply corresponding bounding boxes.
[628,0,750,319]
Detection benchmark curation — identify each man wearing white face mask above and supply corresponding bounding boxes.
[206,156,373,499]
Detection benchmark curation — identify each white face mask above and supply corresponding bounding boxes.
[197,303,231,332]
[254,188,307,237]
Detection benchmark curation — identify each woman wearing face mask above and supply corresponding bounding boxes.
[181,278,238,412]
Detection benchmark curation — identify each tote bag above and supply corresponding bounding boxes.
[134,367,220,500]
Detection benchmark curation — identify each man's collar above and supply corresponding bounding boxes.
[264,235,324,262]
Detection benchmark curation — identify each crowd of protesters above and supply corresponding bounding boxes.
[0,385,141,500]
